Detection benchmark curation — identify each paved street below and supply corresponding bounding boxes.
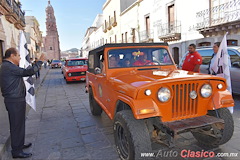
[2,68,240,160]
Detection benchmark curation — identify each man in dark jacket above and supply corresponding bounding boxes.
[0,48,44,158]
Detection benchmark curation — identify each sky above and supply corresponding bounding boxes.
[21,0,106,51]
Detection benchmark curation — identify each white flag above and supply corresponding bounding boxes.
[211,32,233,113]
[19,31,36,111]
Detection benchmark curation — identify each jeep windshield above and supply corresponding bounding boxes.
[67,60,87,66]
[108,48,173,68]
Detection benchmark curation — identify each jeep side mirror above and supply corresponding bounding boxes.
[94,67,102,74]
[232,62,240,68]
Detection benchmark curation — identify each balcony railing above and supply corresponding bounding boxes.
[6,0,11,6]
[110,17,117,27]
[139,29,154,42]
[12,0,19,15]
[0,0,25,29]
[157,21,181,37]
[157,21,181,42]
[19,9,25,25]
[196,0,240,29]
[0,0,12,13]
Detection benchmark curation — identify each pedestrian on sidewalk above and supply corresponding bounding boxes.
[33,58,41,78]
[43,60,47,68]
[0,48,45,159]
[182,44,202,73]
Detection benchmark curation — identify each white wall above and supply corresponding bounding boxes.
[102,0,121,43]
[0,16,20,50]
[120,4,138,43]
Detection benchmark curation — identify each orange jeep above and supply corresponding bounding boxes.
[86,43,234,160]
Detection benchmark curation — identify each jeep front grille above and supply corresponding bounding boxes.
[172,83,199,119]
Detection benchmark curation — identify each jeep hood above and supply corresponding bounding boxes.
[110,69,223,98]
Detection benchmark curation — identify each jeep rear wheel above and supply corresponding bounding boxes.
[114,110,152,160]
[89,87,102,116]
[192,108,234,147]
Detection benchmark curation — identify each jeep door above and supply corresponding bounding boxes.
[93,52,110,112]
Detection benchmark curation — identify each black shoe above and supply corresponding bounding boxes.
[23,143,32,149]
[12,152,32,158]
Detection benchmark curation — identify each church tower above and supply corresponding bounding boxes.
[44,0,60,60]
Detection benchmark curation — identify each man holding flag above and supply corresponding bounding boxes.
[0,32,44,158]
[209,32,233,114]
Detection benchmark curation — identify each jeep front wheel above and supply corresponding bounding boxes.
[88,87,102,116]
[192,108,234,147]
[114,110,152,160]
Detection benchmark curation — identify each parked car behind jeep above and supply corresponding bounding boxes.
[86,43,234,160]
[179,46,240,94]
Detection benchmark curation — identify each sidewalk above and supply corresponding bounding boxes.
[0,67,49,160]
[3,68,119,160]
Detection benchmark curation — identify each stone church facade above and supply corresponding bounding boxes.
[43,0,60,60]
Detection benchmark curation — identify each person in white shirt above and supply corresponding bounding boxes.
[208,42,220,75]
[208,42,231,75]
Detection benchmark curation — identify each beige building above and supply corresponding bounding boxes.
[82,0,240,64]
[0,0,25,64]
[24,16,43,59]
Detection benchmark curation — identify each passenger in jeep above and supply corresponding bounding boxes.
[109,56,120,68]
[133,54,153,66]
[123,58,131,67]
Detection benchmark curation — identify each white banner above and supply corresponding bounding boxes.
[19,31,36,111]
[211,32,233,113]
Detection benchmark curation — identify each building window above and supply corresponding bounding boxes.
[122,33,124,43]
[198,42,211,46]
[50,47,53,50]
[168,4,175,32]
[115,35,117,43]
[227,40,238,46]
[110,37,112,43]
[125,32,128,43]
[145,15,150,36]
[114,11,116,22]
[105,20,107,30]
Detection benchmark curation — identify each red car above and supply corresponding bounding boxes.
[62,58,88,83]
[50,60,62,68]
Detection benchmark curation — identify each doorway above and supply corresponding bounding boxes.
[173,47,179,65]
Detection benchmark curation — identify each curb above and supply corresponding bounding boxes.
[0,68,49,160]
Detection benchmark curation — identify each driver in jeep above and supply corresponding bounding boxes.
[133,53,153,66]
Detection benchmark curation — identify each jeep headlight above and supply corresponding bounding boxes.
[145,89,152,96]
[157,87,171,102]
[217,84,223,89]
[68,73,72,77]
[201,84,212,98]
